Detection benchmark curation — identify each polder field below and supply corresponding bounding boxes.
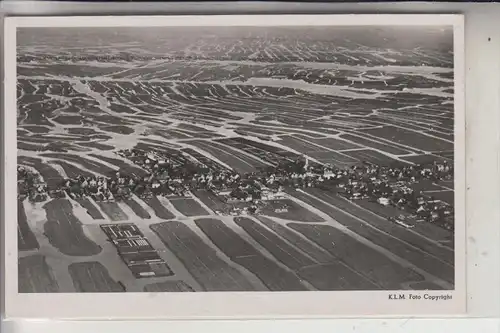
[17,26,455,292]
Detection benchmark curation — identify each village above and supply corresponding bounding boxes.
[17,148,454,231]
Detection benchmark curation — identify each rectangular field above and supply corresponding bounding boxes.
[423,190,454,205]
[169,197,209,216]
[260,199,325,222]
[361,126,453,152]
[18,255,59,293]
[293,189,454,283]
[75,198,105,219]
[188,140,267,174]
[341,149,401,166]
[123,198,151,219]
[141,196,175,219]
[255,216,334,264]
[288,223,425,290]
[339,134,410,155]
[43,199,102,256]
[143,280,195,292]
[18,200,39,251]
[150,221,259,291]
[96,201,129,221]
[100,223,173,278]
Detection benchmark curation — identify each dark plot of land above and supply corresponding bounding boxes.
[289,223,426,290]
[151,221,259,291]
[339,134,410,155]
[101,223,145,241]
[18,255,59,293]
[143,280,195,292]
[18,156,64,191]
[297,263,381,290]
[277,135,358,167]
[49,160,94,178]
[298,136,361,151]
[18,200,39,251]
[68,262,125,292]
[96,201,129,221]
[295,189,454,283]
[354,199,454,248]
[75,198,105,219]
[43,199,102,256]
[234,217,315,271]
[128,262,173,279]
[401,154,451,164]
[362,126,453,152]
[341,149,401,166]
[192,190,226,212]
[89,154,148,177]
[195,218,308,291]
[123,198,151,219]
[424,190,454,206]
[169,198,208,216]
[260,199,325,223]
[255,216,334,264]
[77,141,115,151]
[40,153,116,176]
[188,140,267,174]
[142,197,175,219]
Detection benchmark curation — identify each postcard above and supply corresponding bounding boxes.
[2,14,465,319]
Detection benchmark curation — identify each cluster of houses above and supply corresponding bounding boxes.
[17,147,454,231]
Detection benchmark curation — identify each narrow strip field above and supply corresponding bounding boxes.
[341,149,400,165]
[192,190,226,212]
[169,198,209,216]
[75,198,105,219]
[150,221,259,291]
[288,223,424,289]
[142,197,175,219]
[18,255,59,293]
[362,126,453,151]
[49,160,94,178]
[297,263,380,290]
[234,217,315,270]
[353,199,454,247]
[188,140,266,174]
[297,136,361,150]
[18,200,39,251]
[304,189,454,263]
[255,216,334,263]
[143,280,195,292]
[123,198,151,219]
[195,218,308,291]
[277,135,358,167]
[68,261,125,292]
[43,199,102,256]
[96,201,129,221]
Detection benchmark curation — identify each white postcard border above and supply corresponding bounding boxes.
[3,14,466,319]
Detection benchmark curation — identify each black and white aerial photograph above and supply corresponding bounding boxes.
[12,18,462,298]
